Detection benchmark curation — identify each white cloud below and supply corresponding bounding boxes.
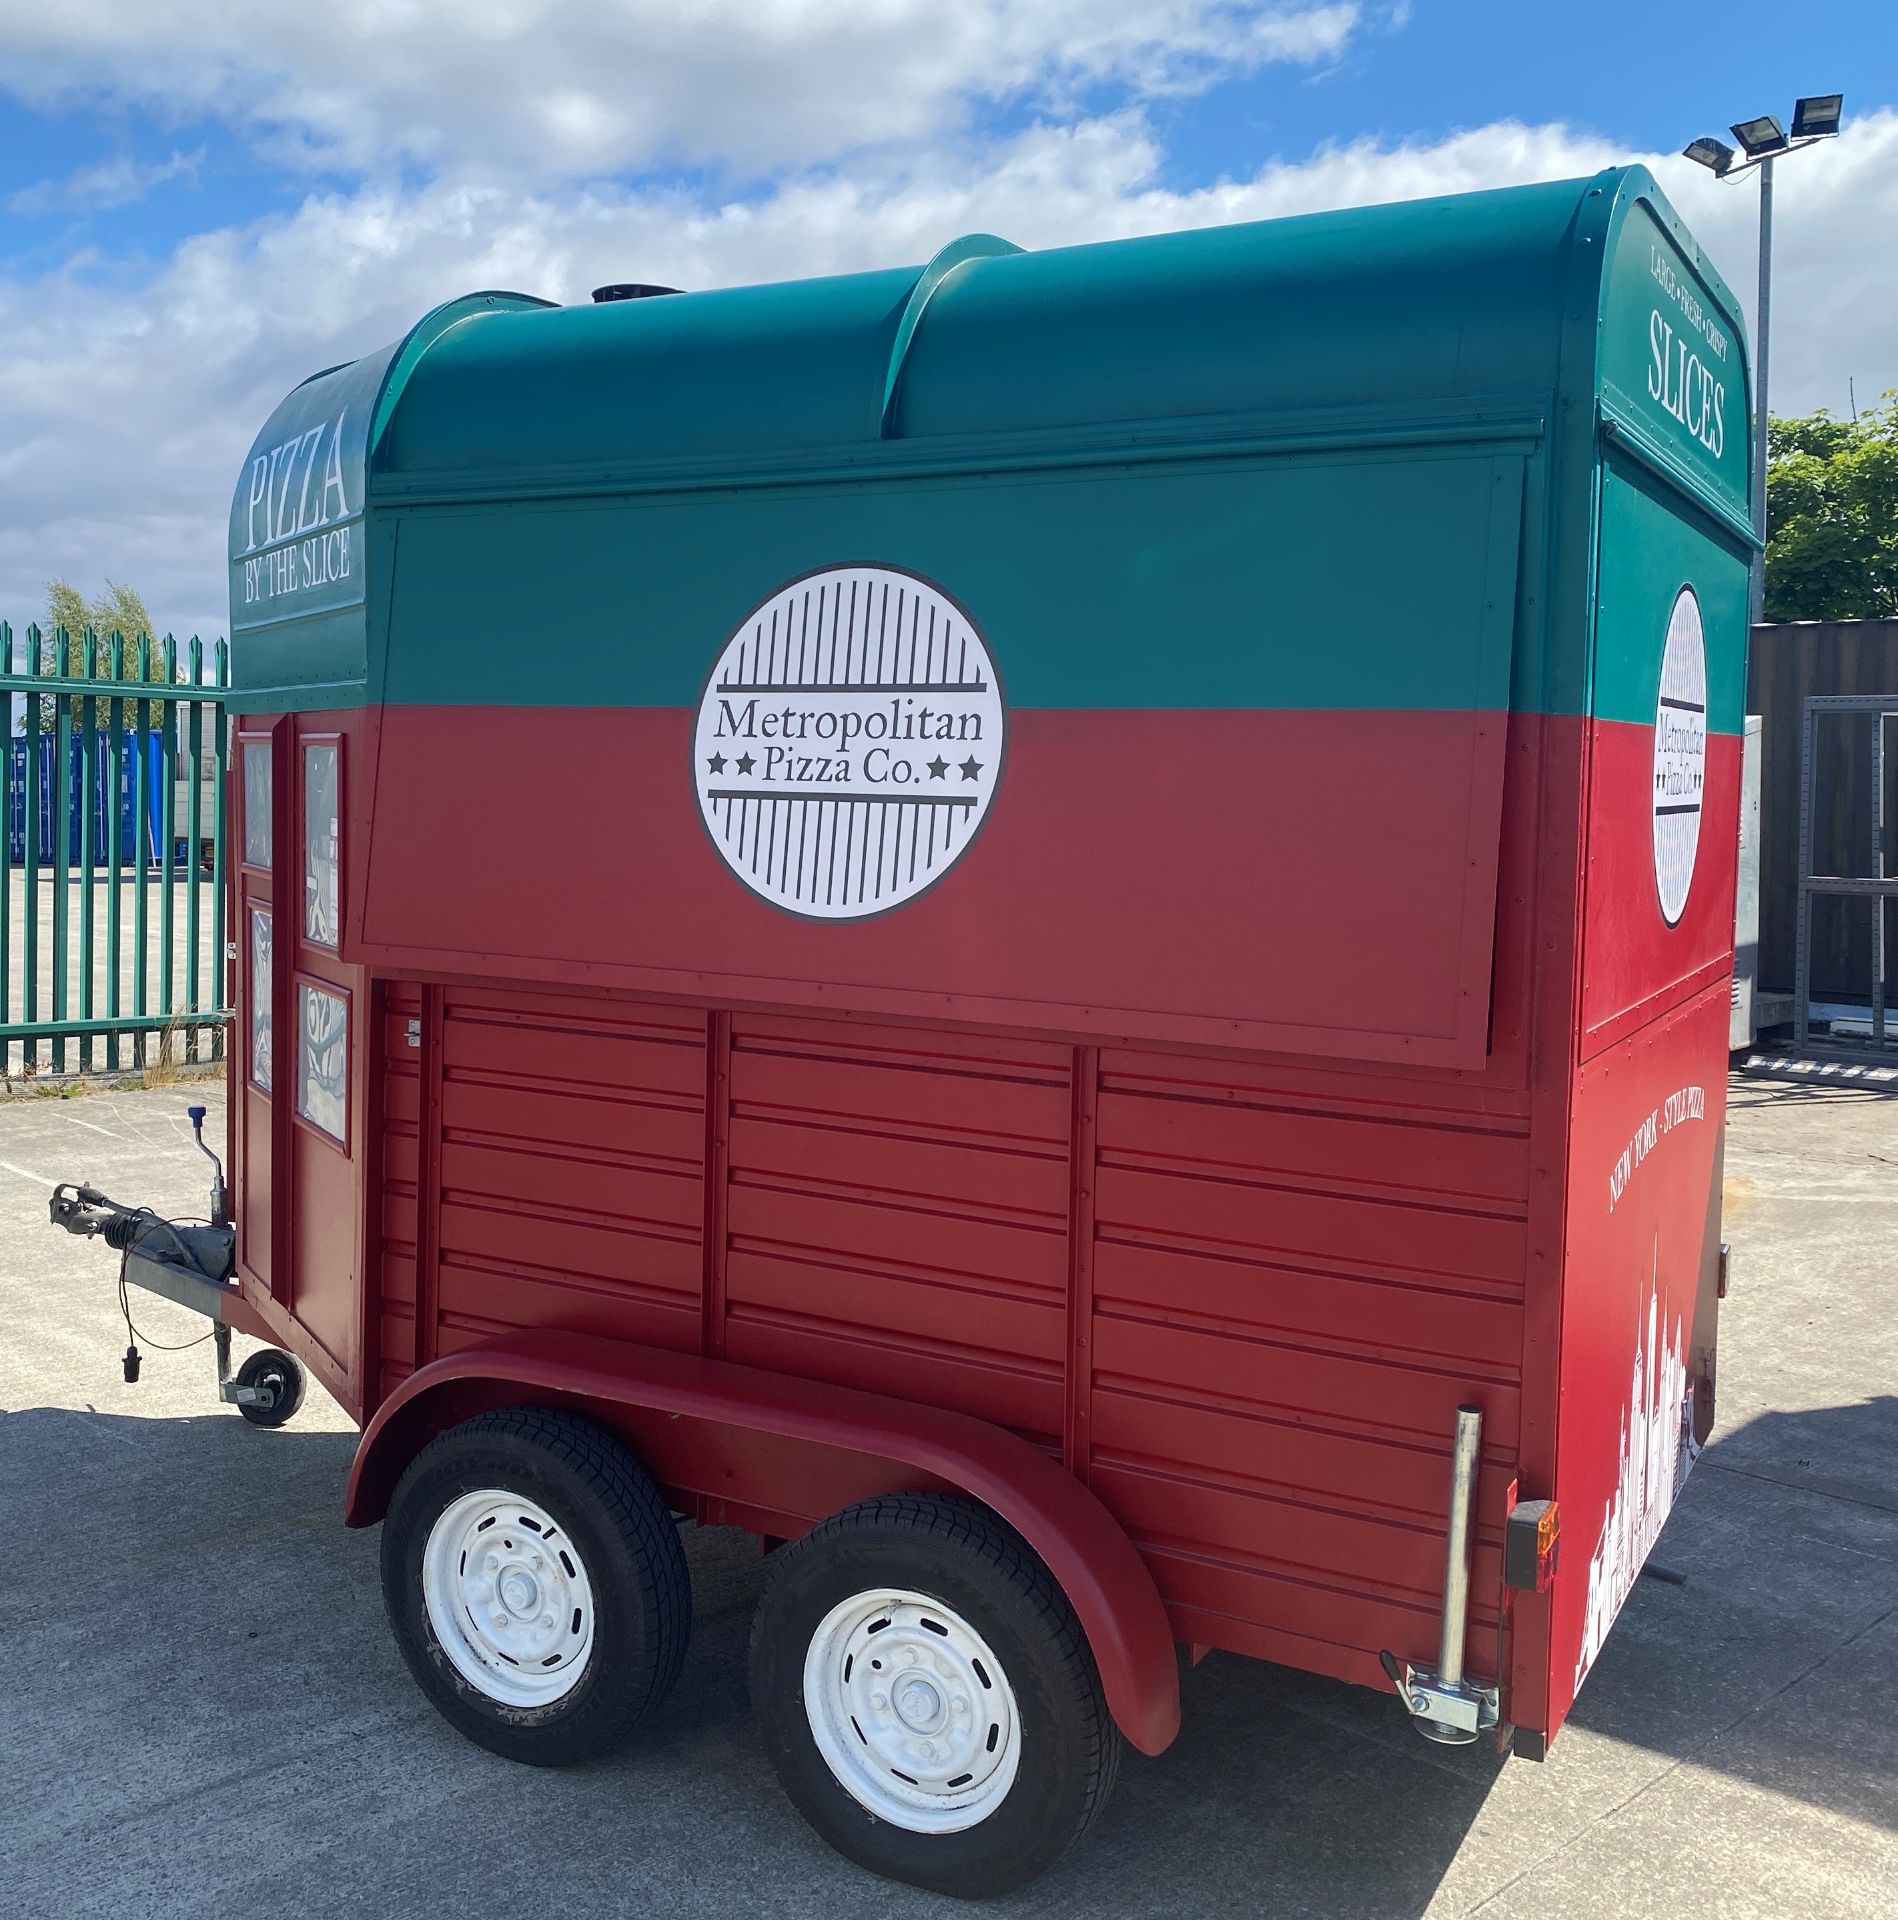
[2,107,1893,643]
[0,1,1360,182]
[8,147,203,215]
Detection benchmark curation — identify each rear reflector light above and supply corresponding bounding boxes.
[1503,1498,1560,1592]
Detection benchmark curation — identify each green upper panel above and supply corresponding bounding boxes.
[1597,188,1751,520]
[227,292,551,707]
[227,339,392,701]
[227,167,1751,719]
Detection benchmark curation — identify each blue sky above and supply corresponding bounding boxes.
[1,1,1893,639]
[1160,2,1887,181]
[4,1,1885,257]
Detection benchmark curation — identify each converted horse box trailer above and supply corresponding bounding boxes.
[57,165,1747,1896]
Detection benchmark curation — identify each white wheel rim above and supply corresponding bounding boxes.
[422,1489,595,1708]
[802,1587,1021,1833]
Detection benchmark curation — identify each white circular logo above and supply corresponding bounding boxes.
[1652,586,1707,927]
[693,565,1006,919]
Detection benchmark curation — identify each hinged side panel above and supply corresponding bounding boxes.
[356,444,1526,1072]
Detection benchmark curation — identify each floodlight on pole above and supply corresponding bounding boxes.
[1681,94,1844,622]
[1730,115,1789,159]
[1792,95,1843,139]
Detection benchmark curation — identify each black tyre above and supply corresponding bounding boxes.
[381,1406,689,1766]
[749,1494,1120,1898]
[234,1347,306,1428]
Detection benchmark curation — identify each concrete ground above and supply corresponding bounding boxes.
[3,871,224,1079]
[1,1076,1893,1919]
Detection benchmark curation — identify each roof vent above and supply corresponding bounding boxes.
[590,282,682,303]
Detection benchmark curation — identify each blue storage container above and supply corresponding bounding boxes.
[5,730,167,866]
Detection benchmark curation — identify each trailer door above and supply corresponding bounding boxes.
[233,718,364,1409]
[284,724,361,1397]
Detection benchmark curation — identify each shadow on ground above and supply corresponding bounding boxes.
[1729,1073,1898,1109]
[1561,1391,1898,1839]
[7,1382,1895,1920]
[1,1403,1496,1919]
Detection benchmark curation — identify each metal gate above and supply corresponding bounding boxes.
[2,621,229,1079]
[1794,692,1897,1058]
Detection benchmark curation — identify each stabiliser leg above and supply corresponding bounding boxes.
[1379,1404,1501,1745]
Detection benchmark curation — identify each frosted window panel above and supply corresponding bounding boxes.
[297,983,347,1143]
[243,742,272,869]
[250,910,273,1092]
[304,743,339,948]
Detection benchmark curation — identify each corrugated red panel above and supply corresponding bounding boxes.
[431,987,706,1354]
[1085,1051,1528,1674]
[720,1015,1069,1447]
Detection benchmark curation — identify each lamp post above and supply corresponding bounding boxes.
[1684,94,1844,625]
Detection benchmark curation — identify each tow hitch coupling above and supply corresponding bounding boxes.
[46,1103,307,1426]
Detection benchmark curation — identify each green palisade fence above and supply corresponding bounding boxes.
[2,620,229,1080]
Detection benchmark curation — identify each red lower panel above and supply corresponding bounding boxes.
[243,691,1737,1730]
[356,705,1508,1070]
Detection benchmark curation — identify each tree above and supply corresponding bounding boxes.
[1765,394,1898,623]
[26,578,171,730]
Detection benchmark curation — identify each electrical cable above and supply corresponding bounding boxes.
[115,1209,217,1353]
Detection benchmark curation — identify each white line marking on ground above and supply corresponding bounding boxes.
[63,1116,127,1141]
[0,1158,57,1188]
[80,1407,141,1450]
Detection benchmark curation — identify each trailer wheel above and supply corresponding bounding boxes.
[749,1494,1120,1898]
[381,1407,689,1766]
[234,1348,306,1428]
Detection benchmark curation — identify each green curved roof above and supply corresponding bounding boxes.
[370,168,1746,483]
[380,265,919,472]
[379,177,1598,473]
[227,164,1752,712]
